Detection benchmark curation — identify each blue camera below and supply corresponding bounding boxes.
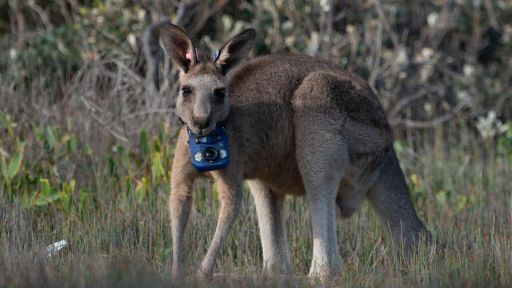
[187,126,230,172]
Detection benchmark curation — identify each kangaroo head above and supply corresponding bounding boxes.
[160,23,256,136]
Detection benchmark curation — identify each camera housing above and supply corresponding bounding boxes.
[187,126,230,171]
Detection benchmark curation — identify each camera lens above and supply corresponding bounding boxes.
[203,147,219,161]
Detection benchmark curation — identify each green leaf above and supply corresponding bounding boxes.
[152,137,161,152]
[139,129,149,155]
[393,140,408,153]
[124,176,133,196]
[135,177,148,203]
[61,180,75,213]
[62,180,76,194]
[34,192,60,206]
[0,111,16,136]
[40,178,51,196]
[0,146,9,158]
[60,191,72,213]
[68,134,78,152]
[8,149,24,179]
[1,155,8,181]
[0,111,9,129]
[151,152,165,183]
[45,127,58,150]
[78,189,90,219]
[436,189,451,207]
[47,192,60,203]
[34,197,48,206]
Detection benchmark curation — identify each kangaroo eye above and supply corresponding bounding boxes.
[214,88,226,100]
[181,86,192,97]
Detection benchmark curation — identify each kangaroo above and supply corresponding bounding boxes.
[158,22,431,278]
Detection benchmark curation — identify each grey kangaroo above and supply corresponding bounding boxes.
[155,22,430,278]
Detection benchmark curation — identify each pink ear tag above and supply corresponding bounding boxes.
[185,49,200,62]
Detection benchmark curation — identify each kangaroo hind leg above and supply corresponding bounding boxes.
[248,180,290,275]
[293,71,349,278]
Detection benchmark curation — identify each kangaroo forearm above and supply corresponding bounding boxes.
[169,148,197,277]
[200,190,242,275]
[170,186,193,265]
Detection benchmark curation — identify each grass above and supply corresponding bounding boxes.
[1,117,511,287]
[1,2,511,286]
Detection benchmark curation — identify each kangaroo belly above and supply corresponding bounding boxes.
[241,126,306,195]
[257,157,306,196]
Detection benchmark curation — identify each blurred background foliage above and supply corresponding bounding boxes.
[0,1,511,286]
[1,0,512,124]
[1,0,511,187]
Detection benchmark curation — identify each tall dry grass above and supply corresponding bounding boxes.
[0,125,510,287]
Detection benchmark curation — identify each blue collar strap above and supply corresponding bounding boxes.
[187,124,230,171]
[212,49,220,62]
[192,48,220,63]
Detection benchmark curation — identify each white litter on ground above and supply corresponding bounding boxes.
[46,240,68,258]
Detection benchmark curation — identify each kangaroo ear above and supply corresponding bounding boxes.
[215,29,256,74]
[159,22,196,73]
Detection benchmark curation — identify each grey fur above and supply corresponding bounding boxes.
[158,23,431,279]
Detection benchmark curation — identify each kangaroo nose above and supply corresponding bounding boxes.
[192,116,211,130]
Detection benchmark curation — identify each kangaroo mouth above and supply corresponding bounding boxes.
[188,122,216,137]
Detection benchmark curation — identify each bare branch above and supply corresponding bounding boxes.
[390,102,468,128]
[372,0,399,50]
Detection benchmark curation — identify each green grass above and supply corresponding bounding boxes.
[1,118,511,287]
